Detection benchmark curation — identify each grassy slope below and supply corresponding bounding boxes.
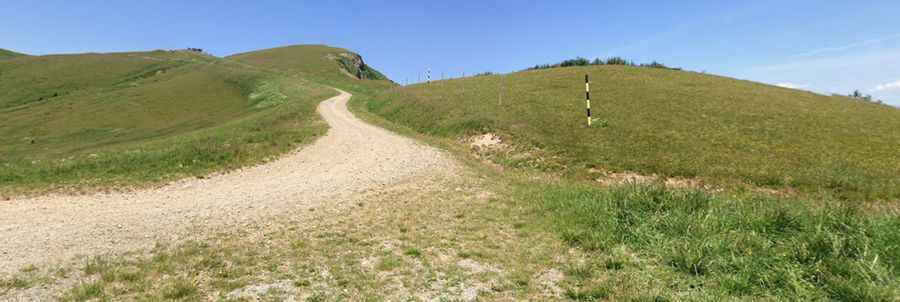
[367,66,900,201]
[0,49,26,60]
[0,50,336,195]
[3,47,587,301]
[228,44,394,94]
[1,46,896,300]
[356,66,900,299]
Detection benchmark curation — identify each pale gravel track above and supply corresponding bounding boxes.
[0,90,457,275]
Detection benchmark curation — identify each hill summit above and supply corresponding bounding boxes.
[229,44,391,85]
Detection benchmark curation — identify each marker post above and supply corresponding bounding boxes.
[585,74,592,127]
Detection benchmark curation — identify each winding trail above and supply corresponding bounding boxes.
[0,90,456,275]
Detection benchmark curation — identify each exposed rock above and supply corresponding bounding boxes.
[467,133,507,151]
[326,52,388,80]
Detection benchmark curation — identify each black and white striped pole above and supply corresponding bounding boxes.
[427,69,431,84]
[585,74,592,127]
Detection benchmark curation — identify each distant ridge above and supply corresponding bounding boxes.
[0,48,27,60]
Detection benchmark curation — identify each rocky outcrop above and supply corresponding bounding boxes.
[328,52,388,81]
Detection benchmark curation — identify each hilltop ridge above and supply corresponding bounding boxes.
[0,48,27,60]
[229,44,393,90]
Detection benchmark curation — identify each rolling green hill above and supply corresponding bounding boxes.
[0,48,26,60]
[356,62,900,300]
[365,65,900,201]
[229,44,394,93]
[0,49,338,195]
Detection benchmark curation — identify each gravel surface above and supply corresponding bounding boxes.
[0,90,457,275]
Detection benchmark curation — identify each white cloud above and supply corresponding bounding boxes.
[873,80,900,92]
[775,82,807,89]
[794,33,900,58]
[752,51,900,73]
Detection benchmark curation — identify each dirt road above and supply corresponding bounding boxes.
[0,90,456,275]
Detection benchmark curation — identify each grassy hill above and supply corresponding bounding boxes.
[229,44,394,93]
[2,46,897,300]
[0,50,337,195]
[365,65,900,201]
[355,63,900,300]
[0,48,26,60]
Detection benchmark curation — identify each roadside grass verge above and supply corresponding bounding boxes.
[365,65,900,201]
[0,54,337,196]
[523,181,900,300]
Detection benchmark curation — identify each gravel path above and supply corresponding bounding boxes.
[0,90,457,275]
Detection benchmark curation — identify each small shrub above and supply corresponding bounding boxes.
[565,285,611,301]
[67,281,104,301]
[5,278,32,289]
[565,263,595,280]
[162,278,197,299]
[404,247,422,258]
[604,259,624,270]
[376,255,401,271]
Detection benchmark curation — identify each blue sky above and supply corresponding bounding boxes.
[2,1,899,105]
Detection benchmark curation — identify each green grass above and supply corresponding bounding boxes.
[365,65,900,201]
[1,44,398,195]
[5,44,898,300]
[0,50,339,195]
[0,48,26,60]
[403,247,423,258]
[228,44,394,94]
[65,282,104,301]
[349,64,900,300]
[53,241,251,300]
[162,278,199,300]
[525,182,900,300]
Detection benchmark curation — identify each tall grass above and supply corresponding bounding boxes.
[527,183,900,300]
